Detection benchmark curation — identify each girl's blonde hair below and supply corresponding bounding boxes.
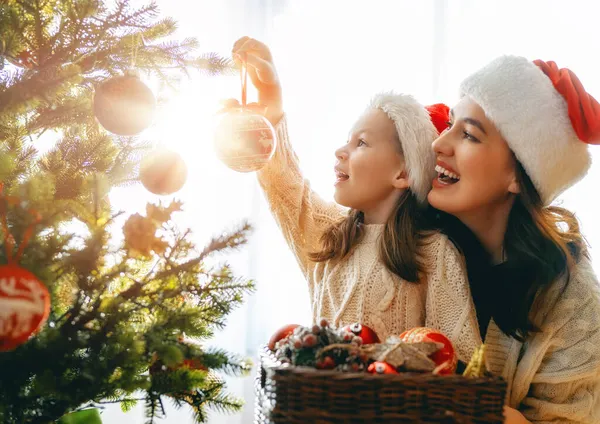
[309,94,443,283]
[309,190,432,283]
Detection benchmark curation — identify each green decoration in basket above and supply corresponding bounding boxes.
[463,343,487,378]
[57,408,102,424]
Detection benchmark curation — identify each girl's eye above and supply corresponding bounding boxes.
[358,139,367,147]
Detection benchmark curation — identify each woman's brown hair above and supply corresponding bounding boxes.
[440,161,587,341]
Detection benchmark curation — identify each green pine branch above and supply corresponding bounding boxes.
[0,0,233,126]
[199,348,253,377]
[0,1,254,422]
[0,204,255,422]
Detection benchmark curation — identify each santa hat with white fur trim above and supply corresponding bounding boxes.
[369,92,449,206]
[460,56,600,205]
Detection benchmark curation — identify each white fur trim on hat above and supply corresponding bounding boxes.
[369,92,439,206]
[460,55,591,205]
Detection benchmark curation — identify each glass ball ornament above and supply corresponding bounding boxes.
[93,70,156,136]
[0,264,51,351]
[139,148,188,195]
[213,108,277,173]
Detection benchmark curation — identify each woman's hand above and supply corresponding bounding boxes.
[504,406,531,424]
[231,36,283,125]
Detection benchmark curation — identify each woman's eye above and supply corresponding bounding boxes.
[463,131,480,143]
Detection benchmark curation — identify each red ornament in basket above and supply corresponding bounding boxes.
[0,184,49,351]
[342,323,380,345]
[268,323,300,351]
[367,361,398,375]
[399,327,457,375]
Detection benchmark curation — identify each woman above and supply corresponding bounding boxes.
[427,56,600,423]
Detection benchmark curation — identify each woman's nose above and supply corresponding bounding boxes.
[432,130,453,157]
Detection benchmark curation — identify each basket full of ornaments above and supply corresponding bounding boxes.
[255,320,507,423]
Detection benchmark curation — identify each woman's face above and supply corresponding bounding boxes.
[428,97,520,218]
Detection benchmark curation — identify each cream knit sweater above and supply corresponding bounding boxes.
[256,115,460,342]
[428,245,600,423]
[258,115,600,422]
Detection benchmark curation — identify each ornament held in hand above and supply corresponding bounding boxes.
[139,149,187,195]
[0,265,51,351]
[213,108,277,173]
[93,72,156,136]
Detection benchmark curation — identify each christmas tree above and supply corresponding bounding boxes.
[0,1,255,423]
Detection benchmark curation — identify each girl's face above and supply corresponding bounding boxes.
[334,108,409,218]
[428,97,520,218]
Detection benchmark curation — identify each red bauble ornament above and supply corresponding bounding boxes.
[268,323,300,351]
[316,356,336,370]
[213,108,277,173]
[367,361,398,375]
[343,323,380,345]
[150,338,208,376]
[150,359,206,376]
[139,149,188,195]
[0,264,50,351]
[93,73,156,136]
[399,327,457,375]
[181,358,208,371]
[5,51,38,69]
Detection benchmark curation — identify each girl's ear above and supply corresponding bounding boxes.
[393,169,410,190]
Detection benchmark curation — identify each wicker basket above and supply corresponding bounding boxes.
[255,344,507,424]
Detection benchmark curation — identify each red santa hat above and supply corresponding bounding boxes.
[369,93,449,206]
[460,56,600,205]
[426,103,451,135]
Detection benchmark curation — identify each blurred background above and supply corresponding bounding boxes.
[101,0,600,422]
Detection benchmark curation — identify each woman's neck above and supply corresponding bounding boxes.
[456,200,514,264]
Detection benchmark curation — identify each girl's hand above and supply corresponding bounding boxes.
[231,36,283,125]
[504,406,531,424]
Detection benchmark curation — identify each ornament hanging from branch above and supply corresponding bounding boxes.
[0,184,50,352]
[139,148,188,195]
[93,34,156,136]
[93,70,156,136]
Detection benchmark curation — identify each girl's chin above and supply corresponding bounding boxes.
[333,193,352,209]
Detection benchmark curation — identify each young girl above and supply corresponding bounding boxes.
[228,36,461,342]
[426,56,600,422]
